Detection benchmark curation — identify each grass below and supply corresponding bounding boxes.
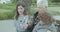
[0,9,15,20]
[30,6,60,15]
[0,4,16,20]
[0,4,16,10]
[48,7,60,15]
[0,4,60,20]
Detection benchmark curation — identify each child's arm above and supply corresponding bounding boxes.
[24,16,33,25]
[14,16,20,28]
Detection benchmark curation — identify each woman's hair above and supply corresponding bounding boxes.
[15,2,28,20]
[38,11,54,24]
[37,0,48,9]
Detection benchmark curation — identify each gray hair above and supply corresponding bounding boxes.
[37,0,48,8]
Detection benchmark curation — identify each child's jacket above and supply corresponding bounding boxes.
[14,15,31,32]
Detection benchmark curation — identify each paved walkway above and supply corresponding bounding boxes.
[0,20,16,32]
[0,16,60,32]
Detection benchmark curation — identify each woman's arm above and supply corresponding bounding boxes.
[27,16,34,31]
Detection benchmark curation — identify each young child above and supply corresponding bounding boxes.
[14,2,31,32]
[32,4,57,32]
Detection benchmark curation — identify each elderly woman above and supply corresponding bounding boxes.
[33,0,48,28]
[32,0,58,32]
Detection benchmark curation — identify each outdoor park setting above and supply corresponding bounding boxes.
[0,0,60,32]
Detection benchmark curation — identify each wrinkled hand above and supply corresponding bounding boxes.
[22,24,28,29]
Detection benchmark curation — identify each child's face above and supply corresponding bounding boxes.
[37,4,45,14]
[18,5,25,15]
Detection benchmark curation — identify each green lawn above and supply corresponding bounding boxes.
[48,7,60,15]
[0,4,60,20]
[0,9,15,20]
[30,6,60,15]
[0,4,15,20]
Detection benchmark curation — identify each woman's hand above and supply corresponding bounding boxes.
[47,30,51,32]
[22,24,28,29]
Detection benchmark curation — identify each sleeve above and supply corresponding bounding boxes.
[53,25,58,32]
[24,16,29,24]
[14,16,20,28]
[25,16,33,25]
[52,27,57,32]
[32,25,37,32]
[27,16,34,31]
[32,23,39,32]
[50,23,58,32]
[32,28,37,32]
[28,16,33,25]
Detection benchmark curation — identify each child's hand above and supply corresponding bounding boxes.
[22,24,28,29]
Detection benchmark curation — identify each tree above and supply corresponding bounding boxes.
[52,0,60,2]
[11,0,17,4]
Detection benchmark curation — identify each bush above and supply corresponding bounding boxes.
[0,9,15,20]
[0,4,16,20]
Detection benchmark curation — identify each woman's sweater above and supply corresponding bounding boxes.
[32,22,57,32]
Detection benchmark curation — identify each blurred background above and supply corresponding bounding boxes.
[0,0,60,32]
[0,0,16,20]
[0,0,60,20]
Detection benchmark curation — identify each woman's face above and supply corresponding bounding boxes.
[37,4,45,14]
[18,5,25,15]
